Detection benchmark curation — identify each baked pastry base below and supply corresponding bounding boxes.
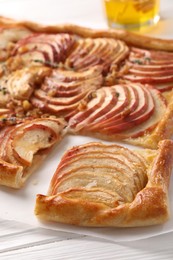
[35,140,173,227]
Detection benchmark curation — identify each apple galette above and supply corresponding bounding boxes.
[0,16,173,227]
[35,140,173,227]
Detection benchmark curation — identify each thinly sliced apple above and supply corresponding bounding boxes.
[48,143,147,206]
[69,85,130,130]
[99,84,153,130]
[0,118,66,167]
[51,151,146,189]
[42,82,81,97]
[31,96,85,115]
[61,188,124,208]
[56,170,135,203]
[0,66,51,100]
[34,88,86,105]
[12,33,76,65]
[69,88,107,129]
[57,142,147,181]
[10,118,66,166]
[51,65,103,82]
[69,83,166,139]
[31,66,103,116]
[66,38,129,72]
[122,47,173,91]
[124,74,173,84]
[54,157,143,196]
[12,124,57,166]
[87,85,138,130]
[127,62,173,71]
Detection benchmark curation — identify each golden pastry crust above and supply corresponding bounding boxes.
[1,16,173,51]
[0,158,23,188]
[35,140,173,227]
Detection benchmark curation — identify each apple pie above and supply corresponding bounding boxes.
[0,16,173,227]
[35,140,173,227]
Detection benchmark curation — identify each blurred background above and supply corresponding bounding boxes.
[0,0,172,37]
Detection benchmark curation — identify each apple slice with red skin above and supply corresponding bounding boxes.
[69,85,130,130]
[43,74,102,91]
[127,62,173,71]
[31,66,103,116]
[94,87,165,137]
[69,87,120,129]
[123,74,173,84]
[48,142,147,204]
[43,74,103,94]
[96,84,153,130]
[54,142,147,191]
[51,156,138,201]
[123,47,173,91]
[41,82,81,97]
[69,88,107,129]
[12,33,76,65]
[12,124,58,166]
[129,67,173,77]
[34,69,103,106]
[69,83,166,139]
[0,118,66,167]
[73,85,133,131]
[50,65,103,82]
[31,96,78,114]
[111,88,166,138]
[130,47,173,61]
[87,85,138,130]
[16,42,55,62]
[33,88,89,106]
[66,38,129,72]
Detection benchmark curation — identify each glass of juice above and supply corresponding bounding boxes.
[103,0,160,30]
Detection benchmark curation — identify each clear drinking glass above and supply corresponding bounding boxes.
[103,0,160,30]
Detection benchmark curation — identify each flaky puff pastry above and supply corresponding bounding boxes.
[35,140,173,227]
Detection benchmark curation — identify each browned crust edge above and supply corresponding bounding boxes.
[1,15,173,51]
[0,158,23,188]
[0,151,51,189]
[35,139,173,227]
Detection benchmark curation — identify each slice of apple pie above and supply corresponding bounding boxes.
[0,117,67,188]
[35,140,173,227]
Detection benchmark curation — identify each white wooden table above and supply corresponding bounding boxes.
[1,0,173,259]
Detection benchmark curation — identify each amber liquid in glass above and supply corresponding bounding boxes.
[104,0,160,29]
